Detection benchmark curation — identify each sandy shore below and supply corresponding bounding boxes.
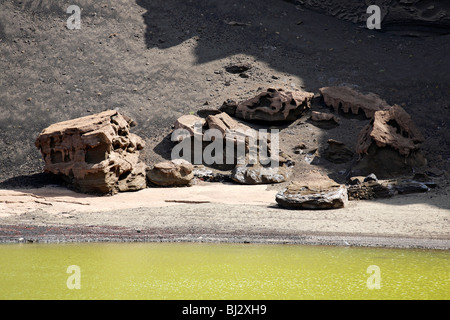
[1,182,449,249]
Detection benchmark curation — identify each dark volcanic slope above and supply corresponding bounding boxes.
[0,0,449,185]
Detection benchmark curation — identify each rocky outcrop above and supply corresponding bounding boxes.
[222,88,314,122]
[146,159,194,187]
[319,86,391,118]
[35,110,147,194]
[276,178,348,210]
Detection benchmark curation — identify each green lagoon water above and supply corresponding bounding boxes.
[0,242,448,300]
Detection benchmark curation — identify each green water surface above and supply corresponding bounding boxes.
[0,242,448,300]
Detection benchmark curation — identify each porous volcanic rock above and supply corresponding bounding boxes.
[223,88,314,122]
[319,86,391,118]
[146,159,194,187]
[356,104,425,156]
[276,178,348,210]
[35,110,147,194]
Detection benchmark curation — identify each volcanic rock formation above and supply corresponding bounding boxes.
[319,86,391,118]
[35,110,147,194]
[221,88,314,122]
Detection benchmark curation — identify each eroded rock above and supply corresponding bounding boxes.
[319,86,391,118]
[223,88,314,122]
[356,104,425,156]
[35,110,147,194]
[146,159,194,187]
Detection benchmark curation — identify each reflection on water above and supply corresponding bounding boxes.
[0,242,448,300]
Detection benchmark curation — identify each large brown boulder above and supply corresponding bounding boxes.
[146,159,194,187]
[276,178,348,210]
[35,110,147,194]
[222,88,314,122]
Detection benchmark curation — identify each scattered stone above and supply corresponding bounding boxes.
[224,88,314,122]
[276,179,348,210]
[232,164,290,185]
[193,168,232,182]
[347,180,395,200]
[310,111,340,128]
[219,99,238,116]
[364,173,378,182]
[324,139,354,164]
[35,110,147,194]
[348,176,363,185]
[225,64,251,74]
[224,21,251,27]
[196,108,222,118]
[319,86,391,118]
[146,159,194,187]
[394,180,430,195]
[425,167,444,177]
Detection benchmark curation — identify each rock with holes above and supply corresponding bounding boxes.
[35,110,147,194]
[146,159,194,186]
[356,104,424,156]
[224,88,314,122]
[352,105,426,178]
[319,86,391,118]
